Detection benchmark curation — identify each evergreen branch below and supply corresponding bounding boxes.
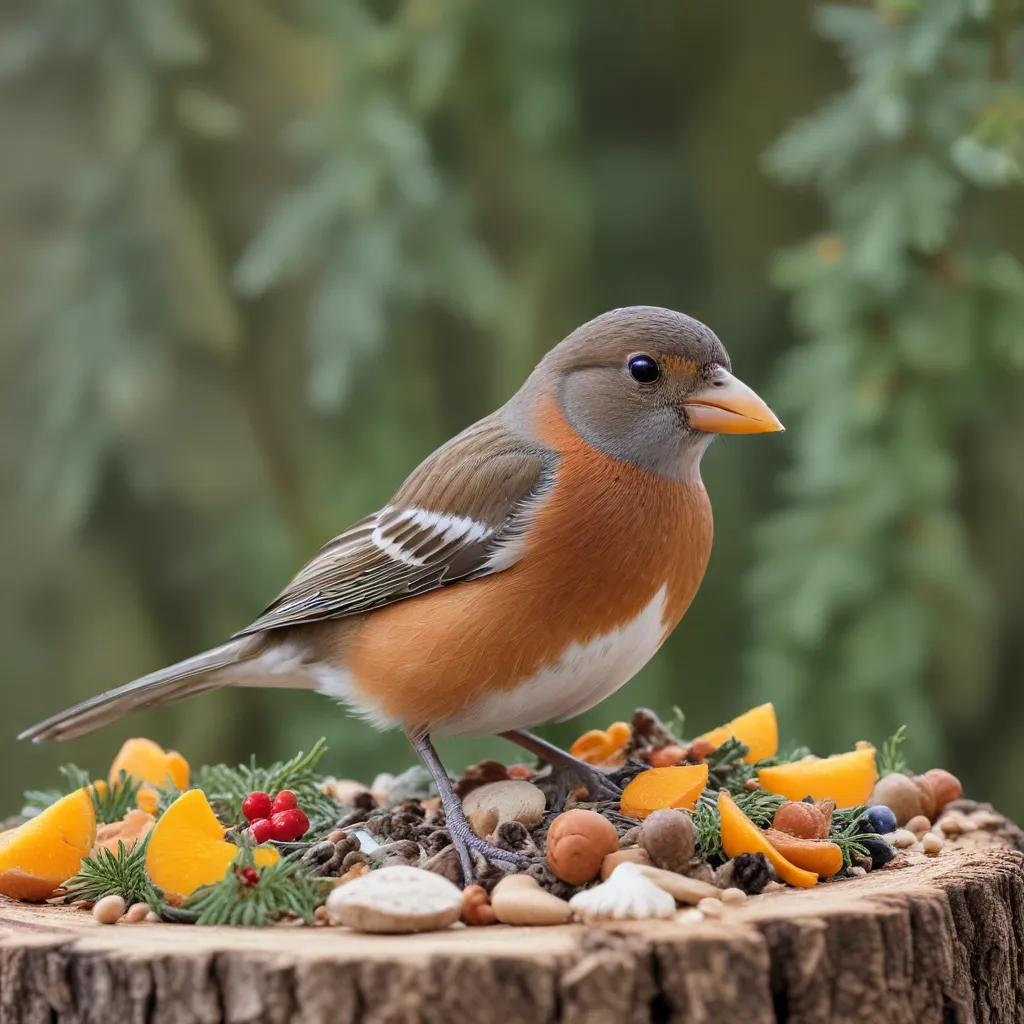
[94,771,145,825]
[829,805,874,868]
[195,738,339,835]
[63,838,159,907]
[185,847,321,927]
[692,787,787,861]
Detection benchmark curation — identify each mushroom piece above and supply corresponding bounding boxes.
[569,862,676,922]
[461,781,546,839]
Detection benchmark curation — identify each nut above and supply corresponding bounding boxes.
[771,800,833,840]
[868,773,927,827]
[545,809,619,885]
[491,875,574,926]
[600,847,653,880]
[93,894,126,925]
[637,809,695,872]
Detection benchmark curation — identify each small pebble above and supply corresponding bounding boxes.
[922,832,944,856]
[93,894,126,925]
[847,866,868,877]
[674,908,704,924]
[121,902,149,924]
[905,815,932,835]
[762,880,787,893]
[889,829,917,849]
[720,887,746,905]
[313,905,330,924]
[697,897,724,918]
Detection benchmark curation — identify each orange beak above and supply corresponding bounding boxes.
[683,370,784,435]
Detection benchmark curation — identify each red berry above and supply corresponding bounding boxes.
[248,818,274,845]
[272,790,298,813]
[270,808,309,842]
[239,866,259,887]
[242,791,273,822]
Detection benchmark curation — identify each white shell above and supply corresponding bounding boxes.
[325,866,463,933]
[569,862,675,922]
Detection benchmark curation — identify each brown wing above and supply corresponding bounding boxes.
[232,415,555,638]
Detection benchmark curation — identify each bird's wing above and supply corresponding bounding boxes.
[233,416,555,638]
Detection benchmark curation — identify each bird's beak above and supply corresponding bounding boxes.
[683,370,784,434]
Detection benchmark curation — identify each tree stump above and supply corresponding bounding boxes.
[0,824,1022,1023]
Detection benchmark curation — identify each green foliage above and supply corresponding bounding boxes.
[196,738,338,835]
[877,725,911,777]
[63,838,159,907]
[750,0,1024,756]
[829,805,875,868]
[692,788,787,862]
[184,847,321,927]
[23,765,141,825]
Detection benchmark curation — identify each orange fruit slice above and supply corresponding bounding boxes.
[145,790,278,899]
[698,703,778,764]
[718,791,817,889]
[0,789,96,901]
[570,722,631,767]
[757,746,877,808]
[619,764,708,819]
[110,738,190,815]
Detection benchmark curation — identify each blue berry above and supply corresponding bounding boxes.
[861,835,896,870]
[864,805,897,835]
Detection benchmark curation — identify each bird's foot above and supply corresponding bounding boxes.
[537,757,634,811]
[445,810,529,886]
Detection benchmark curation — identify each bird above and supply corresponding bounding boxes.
[21,306,783,883]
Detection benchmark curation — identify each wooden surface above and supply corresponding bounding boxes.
[0,844,1022,1024]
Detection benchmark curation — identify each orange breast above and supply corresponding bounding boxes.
[343,398,714,732]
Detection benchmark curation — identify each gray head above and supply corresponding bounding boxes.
[519,306,782,480]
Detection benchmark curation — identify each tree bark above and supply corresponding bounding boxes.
[0,844,1021,1023]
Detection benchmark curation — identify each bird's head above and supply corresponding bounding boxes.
[529,306,783,479]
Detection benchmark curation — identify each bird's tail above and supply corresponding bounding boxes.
[19,639,255,743]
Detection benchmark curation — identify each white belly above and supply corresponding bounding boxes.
[433,583,670,737]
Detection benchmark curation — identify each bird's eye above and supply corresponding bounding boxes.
[628,354,660,384]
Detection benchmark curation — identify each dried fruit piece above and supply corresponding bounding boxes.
[771,800,834,840]
[109,738,189,815]
[718,792,817,889]
[570,722,631,767]
[757,746,877,808]
[762,829,843,878]
[698,703,778,764]
[0,789,96,901]
[95,809,155,855]
[619,764,708,820]
[145,791,278,899]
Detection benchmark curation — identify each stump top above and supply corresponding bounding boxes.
[1,846,1022,1024]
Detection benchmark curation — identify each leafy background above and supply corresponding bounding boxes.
[2,0,1023,818]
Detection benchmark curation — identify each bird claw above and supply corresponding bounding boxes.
[445,818,529,886]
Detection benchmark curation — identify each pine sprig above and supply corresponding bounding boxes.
[195,738,338,836]
[829,805,874,868]
[692,787,787,861]
[877,726,909,778]
[63,838,159,907]
[23,765,143,825]
[185,848,322,927]
[94,771,145,825]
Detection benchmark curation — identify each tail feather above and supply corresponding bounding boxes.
[19,640,253,743]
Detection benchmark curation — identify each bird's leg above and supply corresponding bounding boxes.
[408,731,527,885]
[501,729,630,807]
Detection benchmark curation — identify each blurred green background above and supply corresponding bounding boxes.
[2,0,1023,818]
